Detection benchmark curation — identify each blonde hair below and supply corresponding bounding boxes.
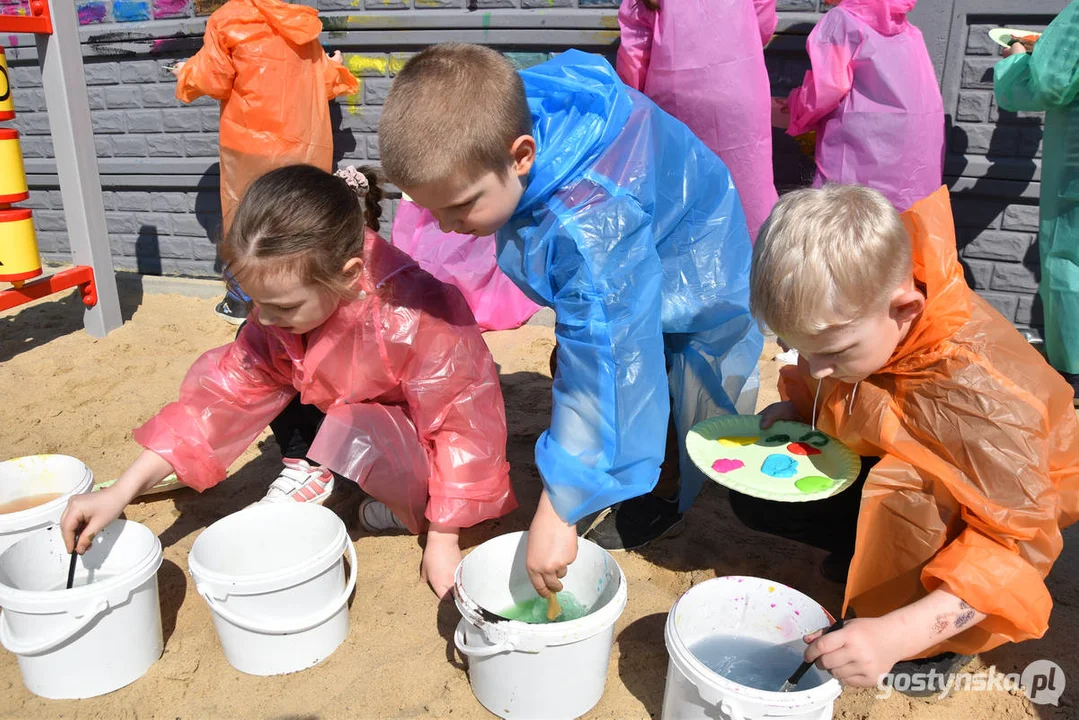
[379,43,533,188]
[750,184,912,338]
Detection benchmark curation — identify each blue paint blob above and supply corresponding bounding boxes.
[761,454,799,478]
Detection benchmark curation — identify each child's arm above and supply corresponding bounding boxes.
[133,320,296,493]
[320,49,360,100]
[994,2,1079,112]
[752,0,778,49]
[174,15,236,102]
[805,589,987,687]
[395,279,516,596]
[616,0,656,92]
[60,449,175,554]
[786,12,857,136]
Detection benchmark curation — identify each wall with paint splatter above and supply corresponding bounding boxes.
[0,0,1053,338]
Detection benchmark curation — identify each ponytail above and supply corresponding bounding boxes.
[334,164,385,233]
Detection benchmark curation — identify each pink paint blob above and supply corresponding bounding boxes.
[711,457,745,474]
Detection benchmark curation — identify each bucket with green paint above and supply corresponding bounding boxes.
[452,531,628,719]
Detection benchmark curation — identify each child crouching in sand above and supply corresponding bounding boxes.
[61,164,516,598]
[740,183,1078,691]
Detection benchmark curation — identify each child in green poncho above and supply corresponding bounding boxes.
[994,7,1079,403]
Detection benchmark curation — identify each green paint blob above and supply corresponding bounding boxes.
[499,591,590,624]
[795,475,834,493]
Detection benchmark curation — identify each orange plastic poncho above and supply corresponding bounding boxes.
[779,187,1079,657]
[175,0,358,231]
[133,230,516,532]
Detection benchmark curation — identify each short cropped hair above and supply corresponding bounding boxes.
[750,184,913,339]
[379,43,533,188]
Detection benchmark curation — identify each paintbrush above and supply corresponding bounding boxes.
[779,618,845,692]
[546,592,562,621]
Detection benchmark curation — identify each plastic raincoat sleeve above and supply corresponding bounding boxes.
[753,0,778,47]
[537,193,669,525]
[399,291,515,528]
[133,322,297,491]
[175,14,235,102]
[616,0,654,92]
[322,53,360,99]
[994,3,1079,112]
[786,12,856,137]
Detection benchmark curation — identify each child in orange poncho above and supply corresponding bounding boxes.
[173,0,358,321]
[743,184,1079,692]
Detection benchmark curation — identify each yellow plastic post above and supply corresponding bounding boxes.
[0,129,29,204]
[0,46,12,121]
[0,208,42,284]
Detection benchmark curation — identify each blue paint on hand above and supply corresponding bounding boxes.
[761,454,799,479]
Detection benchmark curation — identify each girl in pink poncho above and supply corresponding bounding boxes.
[61,165,516,599]
[781,0,944,211]
[617,0,779,240]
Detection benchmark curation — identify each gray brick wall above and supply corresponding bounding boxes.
[945,19,1047,331]
[0,0,1054,338]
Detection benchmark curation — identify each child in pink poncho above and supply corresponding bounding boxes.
[781,0,944,211]
[617,0,779,240]
[61,165,516,599]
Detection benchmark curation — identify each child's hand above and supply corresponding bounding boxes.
[61,487,133,554]
[1003,41,1028,58]
[771,97,790,129]
[329,50,343,64]
[759,400,804,429]
[170,60,187,77]
[526,490,578,597]
[421,526,462,599]
[803,617,905,688]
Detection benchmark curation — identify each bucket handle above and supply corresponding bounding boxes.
[0,599,109,656]
[197,539,357,635]
[453,618,516,658]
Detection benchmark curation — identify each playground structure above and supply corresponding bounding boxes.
[0,0,120,337]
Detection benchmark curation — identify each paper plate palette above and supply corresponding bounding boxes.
[989,28,1041,49]
[686,415,860,503]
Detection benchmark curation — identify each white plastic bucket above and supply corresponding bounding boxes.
[453,530,628,719]
[0,519,163,699]
[187,502,357,676]
[661,576,843,720]
[0,455,94,556]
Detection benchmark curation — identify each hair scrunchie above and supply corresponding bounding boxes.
[334,165,370,196]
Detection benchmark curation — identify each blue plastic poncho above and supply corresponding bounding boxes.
[496,50,763,523]
[994,5,1079,375]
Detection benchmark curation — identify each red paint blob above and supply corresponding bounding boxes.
[787,442,822,456]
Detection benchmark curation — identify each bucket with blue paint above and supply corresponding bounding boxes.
[662,576,842,720]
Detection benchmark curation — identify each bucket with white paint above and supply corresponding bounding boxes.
[453,530,628,719]
[0,455,94,556]
[187,502,357,676]
[0,519,163,699]
[661,576,842,720]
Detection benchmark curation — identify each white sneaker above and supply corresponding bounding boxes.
[358,497,409,533]
[260,459,334,505]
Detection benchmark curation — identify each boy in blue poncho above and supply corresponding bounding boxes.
[379,44,761,597]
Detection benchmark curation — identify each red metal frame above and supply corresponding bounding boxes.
[0,0,53,35]
[0,265,97,311]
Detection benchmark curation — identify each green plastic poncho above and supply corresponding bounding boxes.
[994,4,1079,374]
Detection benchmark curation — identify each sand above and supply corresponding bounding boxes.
[0,283,1075,719]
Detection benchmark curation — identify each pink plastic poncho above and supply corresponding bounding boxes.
[133,230,515,532]
[391,200,541,332]
[786,0,945,211]
[617,0,779,240]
